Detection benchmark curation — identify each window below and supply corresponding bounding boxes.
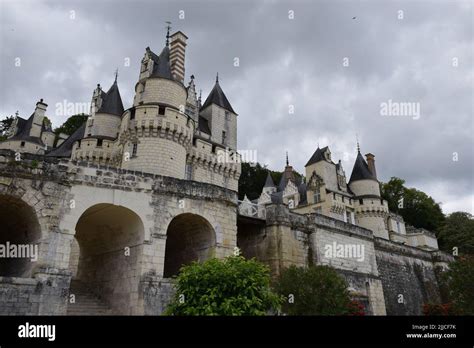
[359,198,363,204]
[222,131,226,144]
[130,108,136,120]
[20,141,25,147]
[333,192,336,200]
[158,106,166,115]
[396,221,400,233]
[225,111,230,120]
[313,190,321,203]
[77,140,81,148]
[342,196,345,203]
[97,139,103,147]
[185,164,193,180]
[132,143,138,157]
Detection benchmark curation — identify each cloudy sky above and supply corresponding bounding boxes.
[0,0,472,214]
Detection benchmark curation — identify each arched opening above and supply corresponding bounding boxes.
[0,194,41,277]
[72,203,144,313]
[163,213,216,278]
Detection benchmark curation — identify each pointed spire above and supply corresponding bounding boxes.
[97,77,124,116]
[356,133,360,153]
[286,151,289,166]
[201,75,236,113]
[264,171,275,188]
[216,72,219,83]
[349,151,377,183]
[114,68,118,83]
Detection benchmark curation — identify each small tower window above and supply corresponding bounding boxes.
[132,143,138,157]
[222,131,226,144]
[77,140,81,148]
[20,141,25,147]
[185,163,193,180]
[130,108,136,120]
[158,106,166,115]
[97,139,103,147]
[359,198,363,205]
[313,190,321,203]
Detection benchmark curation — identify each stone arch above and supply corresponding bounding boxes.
[71,203,145,313]
[0,194,41,277]
[163,213,216,278]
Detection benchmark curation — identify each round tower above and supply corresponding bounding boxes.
[349,148,389,239]
[120,29,194,179]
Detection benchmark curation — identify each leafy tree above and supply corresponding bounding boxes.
[441,256,474,314]
[437,212,474,256]
[164,256,282,315]
[0,115,15,140]
[381,177,445,231]
[274,265,359,315]
[54,114,88,136]
[238,162,304,200]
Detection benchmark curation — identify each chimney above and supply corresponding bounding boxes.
[34,99,48,119]
[169,31,188,83]
[365,153,377,179]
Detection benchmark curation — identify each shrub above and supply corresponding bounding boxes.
[274,265,359,315]
[164,256,282,315]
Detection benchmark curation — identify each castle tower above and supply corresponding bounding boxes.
[85,76,124,139]
[348,146,389,239]
[120,28,194,178]
[200,74,237,150]
[262,171,276,195]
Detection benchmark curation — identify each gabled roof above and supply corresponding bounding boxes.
[97,80,124,116]
[46,122,86,158]
[201,80,236,114]
[305,146,329,167]
[264,171,275,188]
[150,46,173,80]
[349,151,377,183]
[9,113,44,146]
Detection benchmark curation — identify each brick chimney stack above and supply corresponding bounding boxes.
[365,153,377,179]
[169,31,188,83]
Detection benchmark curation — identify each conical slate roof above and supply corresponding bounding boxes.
[264,171,275,188]
[349,151,377,183]
[97,81,124,116]
[46,122,86,158]
[305,146,328,167]
[201,79,236,114]
[150,45,173,79]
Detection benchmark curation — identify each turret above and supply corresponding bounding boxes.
[29,99,47,138]
[120,27,194,179]
[262,171,277,195]
[349,144,389,239]
[199,73,237,150]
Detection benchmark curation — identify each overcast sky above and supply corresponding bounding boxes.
[0,0,472,214]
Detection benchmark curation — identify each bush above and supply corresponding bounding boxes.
[274,265,360,315]
[164,256,282,315]
[441,255,474,314]
[422,302,459,316]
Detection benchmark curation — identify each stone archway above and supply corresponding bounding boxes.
[70,203,144,314]
[163,213,216,278]
[0,194,41,277]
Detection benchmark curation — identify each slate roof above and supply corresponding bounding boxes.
[201,80,236,114]
[46,122,86,158]
[305,146,329,167]
[9,113,44,146]
[349,151,377,183]
[149,46,173,80]
[97,81,124,117]
[264,171,275,188]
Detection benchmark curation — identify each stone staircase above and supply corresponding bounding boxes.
[67,280,112,315]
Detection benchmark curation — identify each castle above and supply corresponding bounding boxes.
[0,28,452,316]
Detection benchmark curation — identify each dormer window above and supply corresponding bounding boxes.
[158,106,166,115]
[97,139,103,147]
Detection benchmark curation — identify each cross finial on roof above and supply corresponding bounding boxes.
[165,21,172,46]
[356,133,360,153]
[286,151,289,166]
[114,68,118,83]
[216,72,219,83]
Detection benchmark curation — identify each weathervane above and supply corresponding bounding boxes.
[165,21,172,46]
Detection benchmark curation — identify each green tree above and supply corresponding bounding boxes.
[238,162,304,200]
[381,177,445,231]
[0,115,15,140]
[54,114,88,136]
[164,256,282,315]
[274,265,357,315]
[441,255,474,314]
[437,212,474,255]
